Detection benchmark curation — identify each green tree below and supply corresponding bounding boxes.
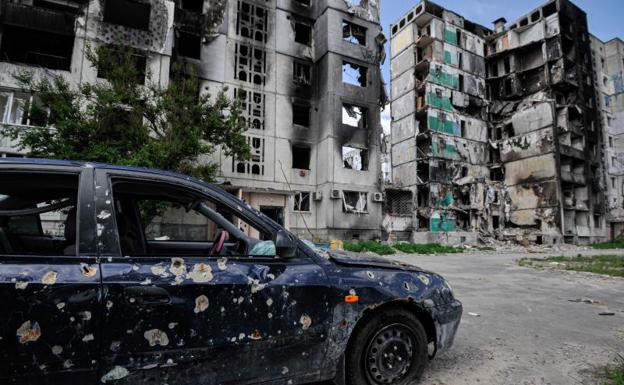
[2,45,250,181]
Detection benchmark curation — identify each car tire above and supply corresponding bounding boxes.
[345,308,428,385]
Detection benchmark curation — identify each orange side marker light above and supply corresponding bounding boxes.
[345,295,359,303]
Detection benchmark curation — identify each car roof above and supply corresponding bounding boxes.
[0,157,207,184]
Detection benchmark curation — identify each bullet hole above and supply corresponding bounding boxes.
[42,271,57,285]
[80,263,98,278]
[266,298,273,307]
[51,345,63,355]
[15,281,28,290]
[79,311,92,321]
[418,274,430,285]
[82,334,94,342]
[16,321,41,344]
[366,271,375,279]
[151,264,167,276]
[250,330,262,340]
[188,263,213,283]
[300,314,312,330]
[97,210,112,220]
[339,319,348,328]
[101,366,130,383]
[194,295,209,313]
[169,257,187,277]
[404,282,410,291]
[217,257,228,271]
[249,278,267,293]
[144,329,169,347]
[281,366,289,375]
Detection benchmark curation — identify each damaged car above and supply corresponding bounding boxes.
[0,158,462,385]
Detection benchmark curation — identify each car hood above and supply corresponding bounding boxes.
[326,249,432,274]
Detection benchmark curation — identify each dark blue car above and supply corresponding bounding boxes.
[0,158,461,385]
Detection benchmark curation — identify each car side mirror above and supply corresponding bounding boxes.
[275,230,297,259]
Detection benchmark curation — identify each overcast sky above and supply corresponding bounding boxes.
[378,0,624,133]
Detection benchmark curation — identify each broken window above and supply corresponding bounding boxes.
[343,20,367,45]
[103,0,151,31]
[342,104,367,128]
[490,166,503,181]
[504,57,511,73]
[292,145,311,170]
[180,0,203,12]
[235,88,265,130]
[609,137,614,148]
[176,31,201,59]
[293,61,312,86]
[234,43,266,85]
[294,21,312,46]
[0,25,74,71]
[293,192,311,212]
[342,61,368,87]
[236,1,268,43]
[342,146,368,171]
[97,47,147,84]
[503,123,514,138]
[293,104,310,127]
[342,191,368,214]
[233,135,265,175]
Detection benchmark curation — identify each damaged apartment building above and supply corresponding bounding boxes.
[591,36,624,239]
[0,0,387,241]
[388,0,609,245]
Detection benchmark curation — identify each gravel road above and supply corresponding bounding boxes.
[386,249,624,385]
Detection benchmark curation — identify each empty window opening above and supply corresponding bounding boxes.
[97,47,147,84]
[342,104,367,128]
[490,166,503,181]
[504,57,511,73]
[294,0,310,6]
[234,43,266,85]
[103,0,151,30]
[293,61,312,86]
[342,61,367,87]
[594,215,602,229]
[180,0,203,12]
[504,78,513,95]
[343,20,367,45]
[342,146,368,171]
[293,104,310,127]
[456,30,462,47]
[236,1,268,43]
[342,191,368,214]
[235,88,265,130]
[176,31,201,59]
[609,137,614,148]
[611,177,616,189]
[519,18,528,27]
[492,215,500,229]
[542,2,557,18]
[292,145,311,170]
[293,192,311,212]
[503,123,514,138]
[530,11,541,22]
[233,136,265,175]
[294,21,312,45]
[0,26,74,71]
[460,120,466,137]
[458,74,464,91]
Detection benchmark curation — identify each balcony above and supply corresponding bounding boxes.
[0,2,76,36]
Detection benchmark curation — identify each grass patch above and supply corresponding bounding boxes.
[604,355,624,385]
[393,243,464,254]
[343,240,395,255]
[518,254,624,277]
[476,246,495,251]
[592,238,624,250]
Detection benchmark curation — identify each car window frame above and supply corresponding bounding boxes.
[0,164,95,257]
[96,169,282,259]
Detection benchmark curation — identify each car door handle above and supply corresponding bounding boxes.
[124,286,170,305]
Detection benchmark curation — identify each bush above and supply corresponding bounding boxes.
[343,241,395,255]
[592,238,624,250]
[392,243,464,254]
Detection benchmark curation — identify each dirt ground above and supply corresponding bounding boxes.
[390,249,624,385]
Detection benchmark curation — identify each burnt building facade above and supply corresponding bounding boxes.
[389,0,610,245]
[0,0,387,242]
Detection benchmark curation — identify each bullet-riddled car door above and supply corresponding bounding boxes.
[96,171,332,385]
[0,167,100,384]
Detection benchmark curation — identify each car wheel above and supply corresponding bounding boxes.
[345,308,428,385]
